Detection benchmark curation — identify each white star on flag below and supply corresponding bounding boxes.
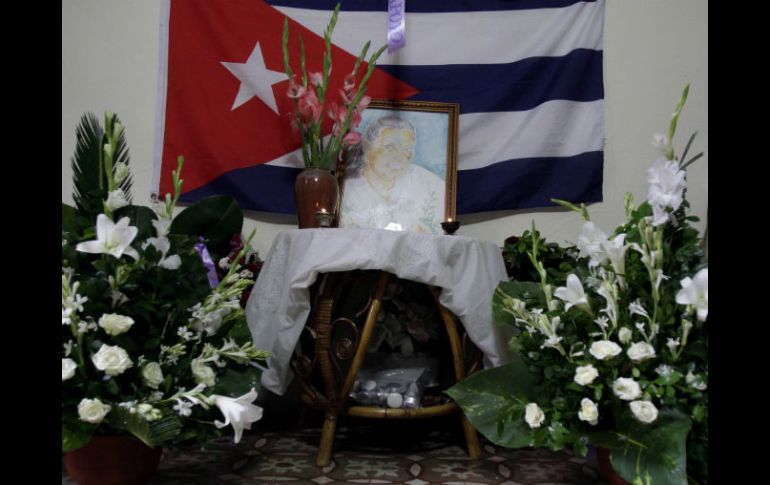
[221,42,286,113]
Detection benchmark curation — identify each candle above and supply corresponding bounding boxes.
[446,217,453,223]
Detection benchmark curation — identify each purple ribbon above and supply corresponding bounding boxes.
[195,237,220,289]
[387,0,406,54]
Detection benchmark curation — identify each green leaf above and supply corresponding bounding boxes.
[106,406,182,447]
[588,408,691,485]
[212,366,263,397]
[492,280,544,325]
[446,361,538,448]
[170,195,243,254]
[71,113,106,216]
[62,414,96,452]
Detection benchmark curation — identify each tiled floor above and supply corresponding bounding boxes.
[63,422,605,484]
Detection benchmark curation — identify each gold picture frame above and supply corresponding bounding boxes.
[336,99,459,233]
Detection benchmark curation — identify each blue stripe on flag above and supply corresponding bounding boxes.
[266,0,596,13]
[379,49,603,114]
[456,151,604,213]
[180,150,604,215]
[181,164,302,214]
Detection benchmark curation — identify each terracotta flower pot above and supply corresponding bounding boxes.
[63,435,163,485]
[596,447,631,485]
[294,167,339,228]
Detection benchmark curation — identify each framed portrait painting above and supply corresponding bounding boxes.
[337,100,459,234]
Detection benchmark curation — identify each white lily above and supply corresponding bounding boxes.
[601,234,629,281]
[76,214,139,260]
[209,389,263,443]
[554,274,589,312]
[675,268,708,321]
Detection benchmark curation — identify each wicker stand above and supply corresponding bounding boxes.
[291,270,482,466]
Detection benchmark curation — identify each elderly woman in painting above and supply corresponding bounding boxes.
[340,116,445,233]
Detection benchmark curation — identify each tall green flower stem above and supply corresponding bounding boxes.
[282,3,387,169]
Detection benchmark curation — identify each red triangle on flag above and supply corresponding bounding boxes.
[159,0,418,196]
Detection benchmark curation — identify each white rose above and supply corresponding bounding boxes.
[618,327,633,344]
[574,365,599,386]
[626,342,656,363]
[98,313,135,336]
[92,344,133,376]
[78,398,112,424]
[578,398,599,425]
[629,400,659,423]
[524,402,545,428]
[142,362,164,389]
[192,360,216,387]
[589,340,622,360]
[62,358,78,381]
[613,377,642,401]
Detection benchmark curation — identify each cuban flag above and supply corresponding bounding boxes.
[154,0,604,214]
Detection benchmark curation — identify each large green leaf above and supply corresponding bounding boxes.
[62,414,96,452]
[169,195,243,253]
[446,360,537,448]
[212,366,263,398]
[106,406,182,447]
[492,280,543,325]
[588,408,691,485]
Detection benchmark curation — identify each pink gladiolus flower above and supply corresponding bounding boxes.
[343,131,362,146]
[349,109,362,130]
[339,89,354,105]
[286,79,305,99]
[356,96,371,111]
[299,88,322,122]
[309,71,323,86]
[343,72,356,92]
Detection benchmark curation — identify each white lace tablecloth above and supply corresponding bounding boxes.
[245,228,512,395]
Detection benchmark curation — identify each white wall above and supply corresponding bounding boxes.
[62,0,707,258]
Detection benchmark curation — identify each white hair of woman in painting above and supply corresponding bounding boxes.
[341,115,445,233]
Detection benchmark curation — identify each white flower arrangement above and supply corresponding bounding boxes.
[62,112,269,453]
[449,85,708,485]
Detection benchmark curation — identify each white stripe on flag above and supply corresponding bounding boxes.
[458,99,605,170]
[274,0,604,66]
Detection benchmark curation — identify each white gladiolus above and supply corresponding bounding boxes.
[576,222,609,267]
[613,377,642,401]
[524,402,545,428]
[142,362,164,389]
[626,342,656,363]
[601,234,629,279]
[92,344,133,376]
[574,365,599,386]
[676,268,708,322]
[105,189,129,211]
[589,340,622,360]
[630,400,659,424]
[209,389,263,443]
[62,358,77,381]
[647,158,686,211]
[143,237,182,271]
[98,313,135,336]
[192,360,216,387]
[578,398,599,425]
[78,398,112,424]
